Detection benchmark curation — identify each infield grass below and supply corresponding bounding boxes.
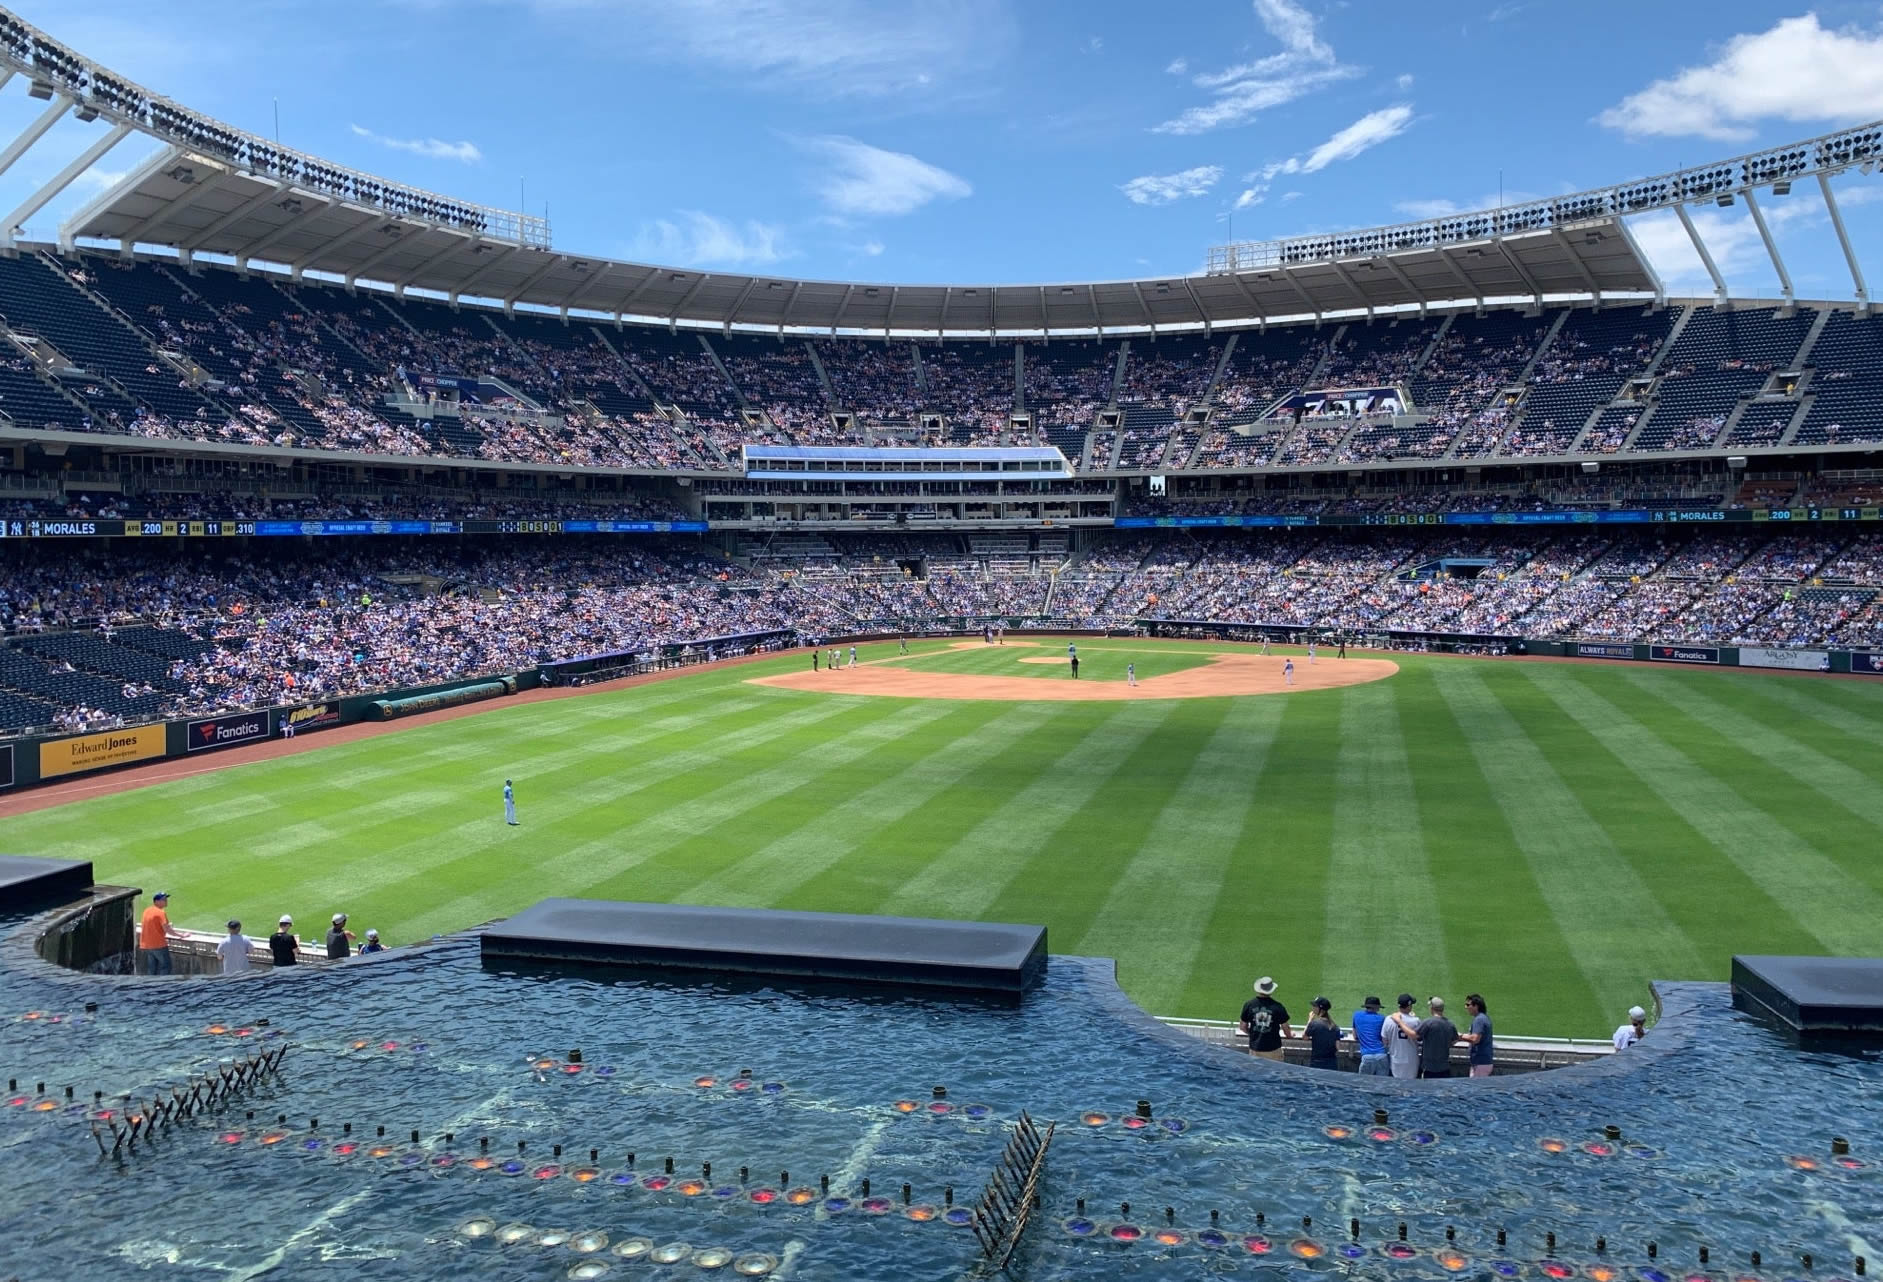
[11,638,1883,1038]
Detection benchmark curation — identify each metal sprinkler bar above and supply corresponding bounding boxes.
[969,1111,1053,1272]
[89,1045,288,1155]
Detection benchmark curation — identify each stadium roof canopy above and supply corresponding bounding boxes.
[67,148,1656,335]
[0,5,1875,336]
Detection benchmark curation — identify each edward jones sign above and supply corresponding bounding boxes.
[39,724,167,778]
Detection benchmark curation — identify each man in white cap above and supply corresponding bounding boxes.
[1613,1006,1648,1050]
[325,913,356,960]
[268,915,299,968]
[1238,977,1292,1061]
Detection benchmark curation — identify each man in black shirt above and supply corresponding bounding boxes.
[325,913,356,959]
[268,915,299,967]
[1417,996,1458,1079]
[1239,976,1292,1061]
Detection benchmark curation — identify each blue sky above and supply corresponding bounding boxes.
[4,0,1883,302]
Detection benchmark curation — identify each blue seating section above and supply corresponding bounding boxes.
[1796,312,1883,445]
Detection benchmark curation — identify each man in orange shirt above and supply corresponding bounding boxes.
[138,891,182,976]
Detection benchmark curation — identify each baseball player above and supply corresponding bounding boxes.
[1308,640,1317,665]
[1283,658,1295,687]
[1127,662,1137,688]
[503,779,518,826]
[1260,636,1270,655]
[849,645,857,668]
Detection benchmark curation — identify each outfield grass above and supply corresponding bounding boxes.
[10,639,1883,1037]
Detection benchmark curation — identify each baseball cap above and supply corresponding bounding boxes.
[1628,1005,1647,1021]
[332,912,347,924]
[1362,995,1381,1010]
[152,891,169,901]
[1397,993,1416,1008]
[365,929,379,940]
[278,914,293,925]
[1311,995,1331,1011]
[1253,976,1278,995]
[226,919,241,930]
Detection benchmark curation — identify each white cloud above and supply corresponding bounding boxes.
[349,124,481,163]
[1395,73,1414,91]
[1155,0,1361,134]
[1280,190,1303,202]
[1165,57,1189,75]
[1238,104,1417,206]
[1393,187,1541,221]
[1084,35,1103,54]
[1298,104,1414,171]
[805,136,971,217]
[72,167,131,194]
[628,211,789,268]
[1121,165,1224,206]
[1599,14,1883,141]
[531,0,1016,99]
[859,240,885,257]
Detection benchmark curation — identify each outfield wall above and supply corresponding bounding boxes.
[0,673,524,795]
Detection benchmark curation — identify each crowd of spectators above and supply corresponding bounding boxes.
[5,525,1883,733]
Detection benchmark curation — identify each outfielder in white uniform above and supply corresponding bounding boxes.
[503,780,518,826]
[1283,659,1294,687]
[1127,662,1137,688]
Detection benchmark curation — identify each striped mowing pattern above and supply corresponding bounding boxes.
[8,639,1882,1037]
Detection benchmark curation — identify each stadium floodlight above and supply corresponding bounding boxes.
[0,5,546,249]
[1206,118,1883,289]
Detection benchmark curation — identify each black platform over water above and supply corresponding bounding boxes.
[1731,954,1883,1036]
[482,899,1047,994]
[0,856,94,911]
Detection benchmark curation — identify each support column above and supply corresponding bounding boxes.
[1673,203,1728,306]
[1740,188,1793,309]
[2,122,134,247]
[0,95,72,181]
[1817,172,1869,315]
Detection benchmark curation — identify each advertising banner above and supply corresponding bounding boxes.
[1649,644,1720,665]
[186,712,270,753]
[1571,643,1636,659]
[1851,652,1883,676]
[39,724,167,778]
[282,702,342,734]
[1738,647,1829,672]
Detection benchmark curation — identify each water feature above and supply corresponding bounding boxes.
[1,911,1877,1280]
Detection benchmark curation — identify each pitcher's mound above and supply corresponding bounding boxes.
[750,653,1398,701]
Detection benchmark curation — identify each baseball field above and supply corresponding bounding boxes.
[7,637,1881,1038]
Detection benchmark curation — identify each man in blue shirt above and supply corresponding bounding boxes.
[1351,995,1390,1075]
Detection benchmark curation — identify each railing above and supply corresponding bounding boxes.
[968,1112,1052,1272]
[1158,1016,1613,1072]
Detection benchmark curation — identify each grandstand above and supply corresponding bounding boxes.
[0,4,1873,740]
